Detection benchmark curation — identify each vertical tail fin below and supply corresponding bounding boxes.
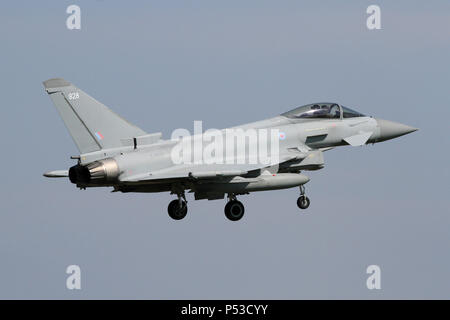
[43,78,146,154]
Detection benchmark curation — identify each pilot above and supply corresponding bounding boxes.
[329,104,340,118]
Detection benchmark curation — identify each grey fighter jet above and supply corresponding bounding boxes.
[43,78,417,221]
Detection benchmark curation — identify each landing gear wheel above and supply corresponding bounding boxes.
[224,200,245,221]
[168,199,188,220]
[297,196,310,209]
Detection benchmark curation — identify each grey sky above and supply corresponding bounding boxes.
[0,0,449,299]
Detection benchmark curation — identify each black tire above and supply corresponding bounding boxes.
[297,196,310,209]
[224,200,245,221]
[168,199,188,220]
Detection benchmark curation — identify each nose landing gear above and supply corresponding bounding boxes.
[297,185,310,210]
[224,194,245,221]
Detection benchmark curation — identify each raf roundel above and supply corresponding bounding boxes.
[279,132,286,140]
[95,131,104,140]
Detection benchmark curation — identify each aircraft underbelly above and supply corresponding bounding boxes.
[194,173,309,194]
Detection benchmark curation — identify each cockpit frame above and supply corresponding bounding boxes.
[281,103,365,120]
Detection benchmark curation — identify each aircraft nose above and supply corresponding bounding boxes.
[375,118,418,142]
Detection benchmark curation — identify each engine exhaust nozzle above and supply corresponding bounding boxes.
[69,158,120,185]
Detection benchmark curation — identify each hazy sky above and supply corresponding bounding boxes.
[0,0,449,299]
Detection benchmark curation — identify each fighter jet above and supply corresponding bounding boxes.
[43,78,417,221]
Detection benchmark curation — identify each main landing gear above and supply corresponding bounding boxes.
[168,191,188,220]
[297,185,310,210]
[224,194,245,221]
[167,186,310,221]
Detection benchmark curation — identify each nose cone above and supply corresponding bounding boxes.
[376,119,418,142]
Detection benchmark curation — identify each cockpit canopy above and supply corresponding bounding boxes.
[281,103,365,119]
